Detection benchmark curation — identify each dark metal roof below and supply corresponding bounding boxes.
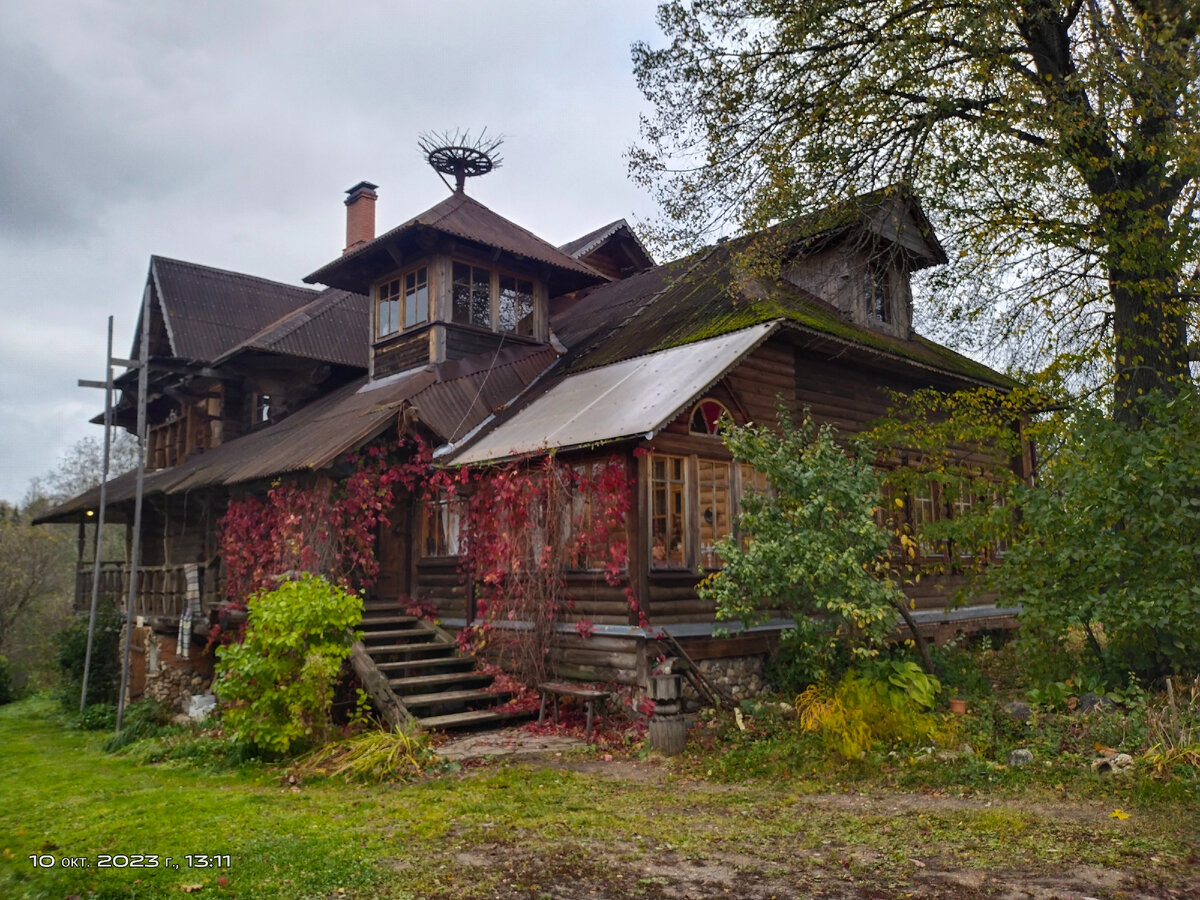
[304,192,608,294]
[36,344,559,522]
[150,256,321,362]
[218,288,369,369]
[559,219,632,257]
[408,344,559,443]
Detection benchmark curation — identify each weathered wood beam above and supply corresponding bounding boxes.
[348,641,415,730]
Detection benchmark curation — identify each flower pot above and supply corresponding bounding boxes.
[949,698,968,715]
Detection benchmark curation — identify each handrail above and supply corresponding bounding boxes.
[74,562,221,621]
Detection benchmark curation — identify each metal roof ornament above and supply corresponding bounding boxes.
[418,129,504,194]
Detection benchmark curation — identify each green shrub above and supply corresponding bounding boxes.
[796,667,950,759]
[103,699,175,752]
[1002,389,1200,682]
[766,627,852,695]
[214,574,362,756]
[0,654,15,705]
[73,703,117,731]
[700,412,902,680]
[55,604,123,709]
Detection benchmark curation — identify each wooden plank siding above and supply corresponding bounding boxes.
[403,332,1021,685]
[374,327,433,378]
[414,559,469,620]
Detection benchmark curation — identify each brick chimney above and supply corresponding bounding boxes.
[343,181,378,254]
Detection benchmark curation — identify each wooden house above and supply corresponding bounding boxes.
[37,177,1024,723]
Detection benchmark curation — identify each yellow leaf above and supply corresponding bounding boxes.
[1110,809,1130,820]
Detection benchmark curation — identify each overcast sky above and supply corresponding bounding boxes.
[0,0,663,503]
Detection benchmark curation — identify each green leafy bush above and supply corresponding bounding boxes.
[214,574,362,756]
[55,605,123,709]
[766,627,852,695]
[699,412,902,681]
[796,668,949,759]
[0,654,14,705]
[73,703,117,731]
[1000,390,1200,681]
[103,699,175,752]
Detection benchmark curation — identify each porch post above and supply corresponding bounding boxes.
[631,446,651,627]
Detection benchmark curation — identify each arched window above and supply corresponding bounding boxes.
[689,399,730,436]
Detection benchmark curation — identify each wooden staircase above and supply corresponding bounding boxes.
[350,601,530,733]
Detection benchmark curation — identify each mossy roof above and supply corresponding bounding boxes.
[551,238,1010,388]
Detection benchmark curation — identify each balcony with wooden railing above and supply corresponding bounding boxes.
[74,562,223,623]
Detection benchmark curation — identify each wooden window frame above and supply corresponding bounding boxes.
[650,453,689,569]
[647,451,766,573]
[376,265,429,338]
[689,398,731,436]
[452,259,538,337]
[697,459,732,569]
[864,261,889,323]
[420,491,462,558]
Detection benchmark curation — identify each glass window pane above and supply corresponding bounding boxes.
[403,267,428,328]
[376,278,400,337]
[698,460,731,568]
[414,282,428,324]
[516,280,534,336]
[471,266,490,328]
[498,275,517,333]
[651,454,687,568]
[452,262,471,324]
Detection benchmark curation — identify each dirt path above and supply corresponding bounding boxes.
[431,749,1199,900]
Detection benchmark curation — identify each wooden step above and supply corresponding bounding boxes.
[366,640,456,660]
[400,689,504,709]
[362,625,437,642]
[418,708,528,730]
[360,614,419,629]
[362,627,437,643]
[374,655,472,673]
[389,672,493,693]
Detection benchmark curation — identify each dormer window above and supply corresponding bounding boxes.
[864,262,889,323]
[377,266,428,337]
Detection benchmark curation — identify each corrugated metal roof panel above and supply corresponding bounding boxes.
[40,344,561,519]
[151,257,320,361]
[165,372,436,492]
[449,324,776,465]
[220,288,369,368]
[407,346,558,443]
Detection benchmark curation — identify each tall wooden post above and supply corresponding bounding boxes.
[116,288,151,733]
[78,316,115,713]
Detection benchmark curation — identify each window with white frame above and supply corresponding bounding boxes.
[376,266,429,337]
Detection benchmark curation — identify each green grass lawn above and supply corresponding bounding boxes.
[2,695,1198,899]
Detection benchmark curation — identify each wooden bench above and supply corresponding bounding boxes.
[537,682,611,742]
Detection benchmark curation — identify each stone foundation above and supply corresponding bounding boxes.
[693,655,766,701]
[123,625,214,711]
